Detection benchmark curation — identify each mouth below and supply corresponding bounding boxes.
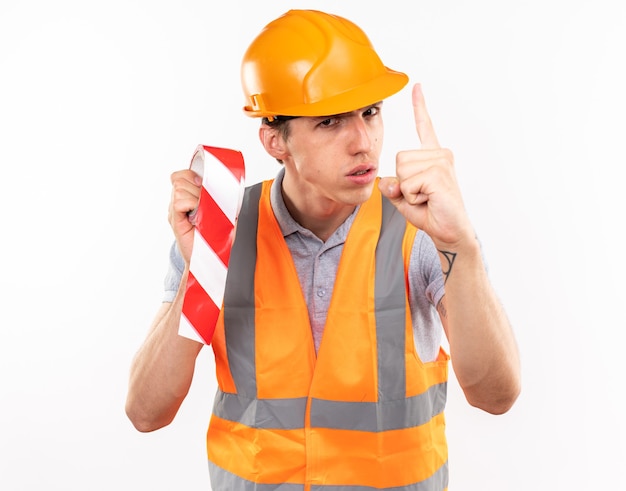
[346,164,377,185]
[351,169,370,176]
[347,165,376,177]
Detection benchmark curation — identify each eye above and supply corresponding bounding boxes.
[319,117,339,127]
[363,105,380,117]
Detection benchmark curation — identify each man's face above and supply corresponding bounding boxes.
[280,103,384,208]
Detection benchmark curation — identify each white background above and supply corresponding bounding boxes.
[1,0,625,489]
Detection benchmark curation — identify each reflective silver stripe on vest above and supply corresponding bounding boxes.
[208,461,447,491]
[309,382,446,431]
[214,384,445,432]
[213,389,307,429]
[209,461,304,491]
[376,198,409,402]
[223,183,263,398]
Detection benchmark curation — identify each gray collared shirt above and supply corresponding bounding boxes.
[164,168,445,362]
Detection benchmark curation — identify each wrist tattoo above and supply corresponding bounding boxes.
[438,249,457,284]
[437,299,448,319]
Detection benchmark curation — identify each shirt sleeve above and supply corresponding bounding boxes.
[408,230,445,363]
[407,231,488,362]
[163,241,185,303]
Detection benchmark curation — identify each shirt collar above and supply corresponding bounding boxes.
[269,167,302,237]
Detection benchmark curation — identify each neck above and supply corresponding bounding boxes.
[281,185,356,242]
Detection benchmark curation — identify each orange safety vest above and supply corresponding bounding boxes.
[208,180,450,491]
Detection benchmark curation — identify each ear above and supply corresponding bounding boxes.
[259,125,288,161]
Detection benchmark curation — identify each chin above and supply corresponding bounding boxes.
[347,182,376,205]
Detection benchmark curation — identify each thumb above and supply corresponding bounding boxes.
[378,177,403,204]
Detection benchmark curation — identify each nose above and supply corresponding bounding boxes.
[347,116,373,155]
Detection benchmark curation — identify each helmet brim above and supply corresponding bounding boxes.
[243,69,409,118]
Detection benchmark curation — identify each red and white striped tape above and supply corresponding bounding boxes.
[178,145,245,344]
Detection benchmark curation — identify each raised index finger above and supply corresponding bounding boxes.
[413,83,440,149]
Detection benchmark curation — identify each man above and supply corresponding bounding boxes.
[126,9,520,490]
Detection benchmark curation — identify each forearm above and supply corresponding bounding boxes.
[125,270,203,431]
[437,237,521,414]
